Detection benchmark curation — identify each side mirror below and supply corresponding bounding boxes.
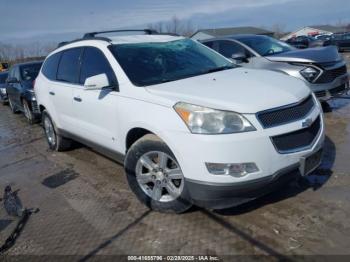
[231,52,248,63]
[84,73,110,91]
[7,77,19,84]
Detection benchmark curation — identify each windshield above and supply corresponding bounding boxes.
[110,39,235,86]
[237,36,295,56]
[20,63,42,81]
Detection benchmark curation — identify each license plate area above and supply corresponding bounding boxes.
[299,148,323,176]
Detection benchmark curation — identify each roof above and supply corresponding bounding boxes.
[192,26,274,37]
[109,34,184,44]
[308,25,346,33]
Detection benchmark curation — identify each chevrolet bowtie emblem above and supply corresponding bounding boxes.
[302,118,313,128]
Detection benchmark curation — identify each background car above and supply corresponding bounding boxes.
[201,34,349,101]
[329,33,350,52]
[0,71,8,104]
[285,35,329,49]
[6,61,43,124]
[314,34,332,41]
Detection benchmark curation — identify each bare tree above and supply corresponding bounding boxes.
[147,15,196,36]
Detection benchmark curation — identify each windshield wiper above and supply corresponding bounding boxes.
[204,65,234,74]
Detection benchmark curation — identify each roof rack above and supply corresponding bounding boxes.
[83,29,158,38]
[56,29,180,49]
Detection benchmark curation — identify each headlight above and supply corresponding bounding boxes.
[0,88,6,95]
[174,102,256,134]
[300,67,320,82]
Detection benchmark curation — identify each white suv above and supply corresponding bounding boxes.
[35,30,325,213]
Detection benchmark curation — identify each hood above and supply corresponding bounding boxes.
[146,68,310,114]
[266,46,341,63]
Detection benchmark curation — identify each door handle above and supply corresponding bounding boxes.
[49,91,55,96]
[74,97,82,102]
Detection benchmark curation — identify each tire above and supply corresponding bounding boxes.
[8,96,19,114]
[124,134,192,213]
[23,99,36,125]
[42,110,72,151]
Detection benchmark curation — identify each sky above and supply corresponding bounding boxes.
[1,0,349,43]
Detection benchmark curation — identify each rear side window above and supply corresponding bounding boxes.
[42,52,61,80]
[57,48,82,84]
[79,47,117,86]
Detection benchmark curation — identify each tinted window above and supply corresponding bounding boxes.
[20,63,42,81]
[217,40,246,58]
[14,66,20,80]
[110,39,235,86]
[57,48,82,83]
[80,47,117,86]
[42,52,61,80]
[203,41,214,48]
[237,35,294,56]
[0,73,8,83]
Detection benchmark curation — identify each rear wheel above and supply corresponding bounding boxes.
[42,110,72,151]
[124,134,192,213]
[23,99,36,124]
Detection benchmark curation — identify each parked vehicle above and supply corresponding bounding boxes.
[285,35,328,49]
[0,71,9,104]
[329,33,350,52]
[201,34,349,101]
[35,30,324,213]
[314,34,332,41]
[0,62,9,72]
[6,61,43,124]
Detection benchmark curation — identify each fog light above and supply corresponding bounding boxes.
[206,162,259,177]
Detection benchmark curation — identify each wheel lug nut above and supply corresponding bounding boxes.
[152,175,156,180]
[156,180,161,185]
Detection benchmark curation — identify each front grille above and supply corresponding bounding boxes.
[31,101,40,113]
[257,95,314,129]
[315,90,326,98]
[315,65,347,84]
[271,116,321,153]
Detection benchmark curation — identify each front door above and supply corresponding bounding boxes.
[71,46,119,151]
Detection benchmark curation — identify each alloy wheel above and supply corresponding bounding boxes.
[44,116,56,146]
[135,151,184,202]
[23,101,32,121]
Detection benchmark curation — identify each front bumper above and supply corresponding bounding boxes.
[309,74,349,101]
[185,163,301,209]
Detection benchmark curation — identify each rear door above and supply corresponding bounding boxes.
[53,47,83,129]
[71,46,119,150]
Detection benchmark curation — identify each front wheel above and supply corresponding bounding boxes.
[8,97,19,114]
[23,100,36,124]
[124,134,192,213]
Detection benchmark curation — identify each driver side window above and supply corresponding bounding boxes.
[79,47,118,87]
[217,40,251,59]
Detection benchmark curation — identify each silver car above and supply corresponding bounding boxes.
[201,34,349,101]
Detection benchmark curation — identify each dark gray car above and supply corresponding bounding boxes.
[200,34,349,101]
[6,61,43,124]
